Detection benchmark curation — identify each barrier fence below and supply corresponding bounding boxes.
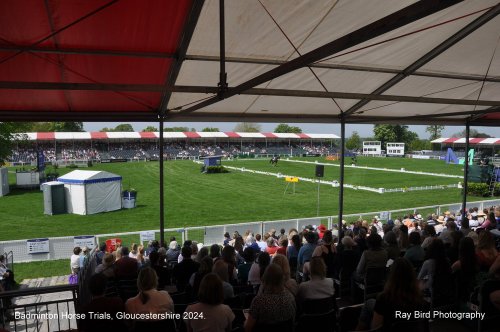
[1,198,500,263]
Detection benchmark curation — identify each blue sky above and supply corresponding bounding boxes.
[83,122,500,139]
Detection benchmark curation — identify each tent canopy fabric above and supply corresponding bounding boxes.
[19,131,339,140]
[432,137,500,145]
[57,170,122,184]
[0,0,498,125]
[57,170,122,215]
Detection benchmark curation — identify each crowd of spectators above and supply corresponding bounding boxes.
[7,141,337,163]
[69,205,500,331]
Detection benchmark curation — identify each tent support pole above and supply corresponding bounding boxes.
[462,120,470,220]
[218,0,227,97]
[159,113,165,247]
[338,115,346,238]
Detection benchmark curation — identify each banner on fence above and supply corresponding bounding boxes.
[74,236,96,249]
[140,231,155,243]
[27,238,49,254]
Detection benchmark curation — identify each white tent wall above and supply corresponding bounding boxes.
[64,183,86,215]
[85,180,122,215]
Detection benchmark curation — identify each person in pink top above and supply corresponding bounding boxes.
[125,267,174,317]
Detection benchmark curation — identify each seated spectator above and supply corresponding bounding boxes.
[166,241,180,262]
[195,246,209,263]
[244,264,296,331]
[71,247,82,275]
[355,228,368,253]
[114,247,138,279]
[210,244,221,260]
[297,257,334,305]
[286,234,301,261]
[190,256,214,300]
[270,254,298,296]
[397,225,409,251]
[421,224,437,250]
[460,218,472,237]
[173,246,200,292]
[213,260,234,300]
[220,245,238,283]
[255,234,267,252]
[489,254,500,310]
[452,237,480,301]
[476,231,498,270]
[337,236,360,278]
[126,267,174,316]
[244,235,260,253]
[445,231,463,263]
[184,273,235,332]
[404,232,424,269]
[148,251,170,289]
[298,231,317,271]
[353,233,387,282]
[418,239,452,298]
[146,240,160,256]
[360,258,428,331]
[265,237,278,256]
[223,232,231,247]
[312,230,337,278]
[178,240,193,263]
[95,252,116,279]
[384,231,400,261]
[129,243,139,259]
[78,273,127,331]
[248,252,270,286]
[237,247,255,284]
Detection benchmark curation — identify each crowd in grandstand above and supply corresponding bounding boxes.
[61,205,500,331]
[7,142,337,163]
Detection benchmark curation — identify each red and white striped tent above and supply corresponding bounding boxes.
[431,137,500,145]
[19,132,339,141]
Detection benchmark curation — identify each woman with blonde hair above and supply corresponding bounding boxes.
[125,267,173,315]
[270,254,298,296]
[136,245,146,267]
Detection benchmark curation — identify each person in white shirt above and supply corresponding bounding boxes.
[255,234,267,252]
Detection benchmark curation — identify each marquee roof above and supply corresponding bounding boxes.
[17,131,338,140]
[431,137,500,144]
[0,0,499,125]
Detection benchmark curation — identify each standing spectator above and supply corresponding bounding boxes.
[94,252,116,279]
[248,252,270,286]
[210,244,221,260]
[353,233,387,282]
[384,231,400,261]
[114,247,138,279]
[265,237,278,256]
[237,248,255,284]
[184,273,235,332]
[452,237,480,301]
[129,243,139,259]
[255,234,267,252]
[276,237,288,256]
[312,230,337,278]
[223,232,231,247]
[298,232,317,271]
[71,247,82,275]
[166,241,180,261]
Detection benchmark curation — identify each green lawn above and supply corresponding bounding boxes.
[0,159,477,242]
[13,259,70,282]
[312,156,464,176]
[229,159,459,188]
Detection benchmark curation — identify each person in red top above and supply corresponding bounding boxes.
[265,237,278,256]
[317,225,327,239]
[276,237,288,256]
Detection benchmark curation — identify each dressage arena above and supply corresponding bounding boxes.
[0,156,470,242]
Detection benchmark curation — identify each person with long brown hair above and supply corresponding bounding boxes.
[356,257,428,331]
[369,258,427,330]
[476,231,498,270]
[125,267,173,316]
[184,273,235,332]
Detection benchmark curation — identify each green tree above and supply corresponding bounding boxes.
[0,123,30,164]
[163,126,189,132]
[52,122,84,132]
[408,139,432,152]
[373,124,419,146]
[233,123,262,132]
[273,123,302,133]
[201,127,220,132]
[113,124,134,132]
[452,128,491,138]
[346,131,361,150]
[142,126,158,132]
[425,125,445,140]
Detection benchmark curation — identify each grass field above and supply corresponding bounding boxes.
[0,156,483,281]
[0,157,476,242]
[229,158,459,188]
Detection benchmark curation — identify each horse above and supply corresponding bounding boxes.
[270,155,280,166]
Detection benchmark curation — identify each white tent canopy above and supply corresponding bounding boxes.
[57,170,122,215]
